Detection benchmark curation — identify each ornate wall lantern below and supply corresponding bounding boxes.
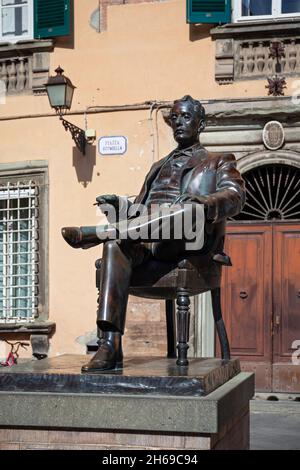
[45,67,88,155]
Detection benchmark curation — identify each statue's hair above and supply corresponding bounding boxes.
[173,95,206,125]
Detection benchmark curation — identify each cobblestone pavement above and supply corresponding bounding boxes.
[250,399,300,450]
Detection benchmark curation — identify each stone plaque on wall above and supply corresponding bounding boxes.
[263,121,285,150]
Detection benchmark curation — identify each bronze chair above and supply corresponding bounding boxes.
[95,249,231,367]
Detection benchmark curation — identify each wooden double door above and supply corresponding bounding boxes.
[222,223,300,392]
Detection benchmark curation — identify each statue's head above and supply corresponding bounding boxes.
[169,95,206,149]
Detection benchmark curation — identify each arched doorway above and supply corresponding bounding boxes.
[222,163,300,392]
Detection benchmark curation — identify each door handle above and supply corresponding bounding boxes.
[239,291,248,299]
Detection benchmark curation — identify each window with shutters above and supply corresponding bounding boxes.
[0,1,71,95]
[0,0,70,43]
[232,0,300,22]
[0,168,48,326]
[0,0,34,43]
[187,0,231,24]
[34,0,71,39]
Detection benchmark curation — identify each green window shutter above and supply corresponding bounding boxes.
[34,0,71,38]
[187,0,231,24]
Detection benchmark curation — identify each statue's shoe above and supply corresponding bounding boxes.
[61,226,103,249]
[61,226,116,249]
[81,335,123,373]
[61,227,83,248]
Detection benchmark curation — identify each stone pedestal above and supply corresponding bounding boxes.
[0,355,254,450]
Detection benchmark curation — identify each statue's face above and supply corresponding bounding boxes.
[169,101,202,148]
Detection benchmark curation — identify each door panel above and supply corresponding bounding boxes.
[222,225,272,362]
[222,223,300,392]
[273,225,300,362]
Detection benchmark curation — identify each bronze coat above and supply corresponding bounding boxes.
[132,144,246,257]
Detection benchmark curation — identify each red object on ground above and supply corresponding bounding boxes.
[0,351,17,367]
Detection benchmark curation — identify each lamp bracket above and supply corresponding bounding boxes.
[60,116,86,155]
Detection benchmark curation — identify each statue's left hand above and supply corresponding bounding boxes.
[173,193,207,205]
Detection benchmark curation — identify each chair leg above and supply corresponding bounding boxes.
[165,299,177,358]
[176,288,190,367]
[211,287,230,360]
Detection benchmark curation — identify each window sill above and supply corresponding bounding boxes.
[0,39,53,58]
[0,321,55,335]
[211,19,300,40]
[233,17,300,24]
[0,322,56,359]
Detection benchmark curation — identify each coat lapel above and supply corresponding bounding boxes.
[182,145,208,171]
[180,145,208,184]
[135,144,208,204]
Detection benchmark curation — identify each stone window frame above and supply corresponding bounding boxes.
[211,19,300,84]
[232,0,300,23]
[0,39,54,95]
[0,0,34,44]
[0,160,54,337]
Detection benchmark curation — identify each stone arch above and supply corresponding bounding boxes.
[233,155,300,222]
[237,149,300,174]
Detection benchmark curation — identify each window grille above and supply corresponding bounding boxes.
[231,164,300,222]
[0,179,39,323]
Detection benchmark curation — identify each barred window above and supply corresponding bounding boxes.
[0,172,46,324]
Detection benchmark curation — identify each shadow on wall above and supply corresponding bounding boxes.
[72,144,96,187]
[189,24,212,42]
[54,0,75,50]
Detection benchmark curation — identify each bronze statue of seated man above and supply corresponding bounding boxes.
[62,95,245,373]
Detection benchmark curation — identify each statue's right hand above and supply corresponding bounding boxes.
[95,194,120,210]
